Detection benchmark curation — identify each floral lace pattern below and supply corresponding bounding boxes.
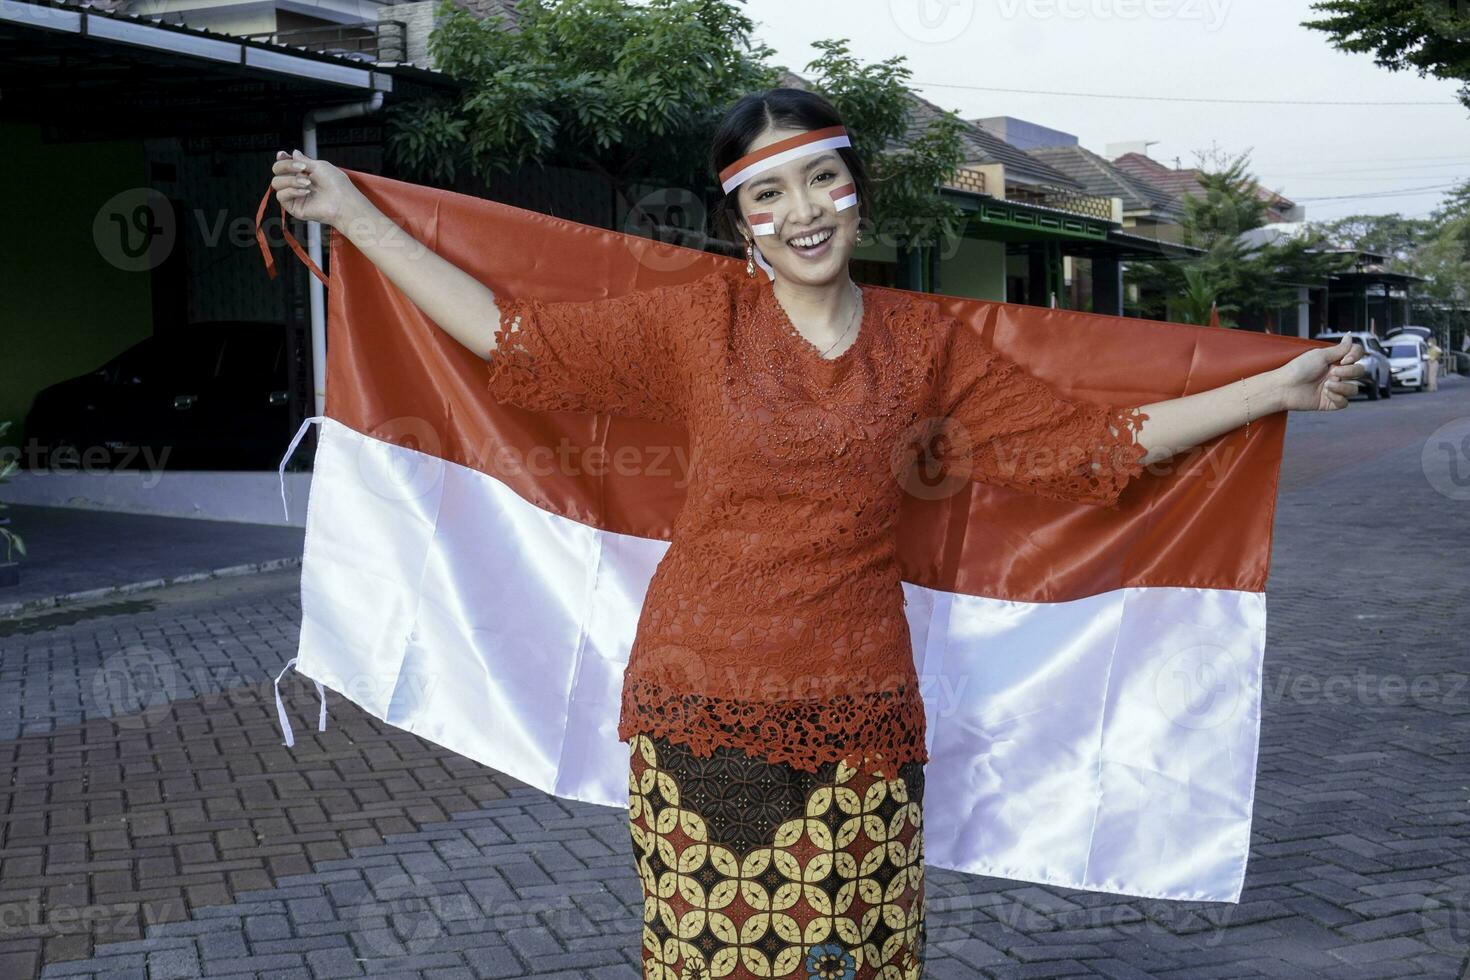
[621,677,929,774]
[485,268,1151,773]
[487,280,699,424]
[932,314,1152,511]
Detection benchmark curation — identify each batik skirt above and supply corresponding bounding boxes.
[627,732,926,980]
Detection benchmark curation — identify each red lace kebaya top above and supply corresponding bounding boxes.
[486,267,1150,774]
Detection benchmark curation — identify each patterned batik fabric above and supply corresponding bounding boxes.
[627,732,926,980]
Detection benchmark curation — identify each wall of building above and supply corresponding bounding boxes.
[378,1,443,67]
[0,123,153,457]
[938,238,1007,302]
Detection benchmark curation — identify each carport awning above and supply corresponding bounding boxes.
[0,0,459,134]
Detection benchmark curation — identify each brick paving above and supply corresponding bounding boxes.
[1,376,1467,979]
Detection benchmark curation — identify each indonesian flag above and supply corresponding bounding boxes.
[258,170,1302,904]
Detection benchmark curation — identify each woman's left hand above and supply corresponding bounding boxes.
[1273,336,1370,412]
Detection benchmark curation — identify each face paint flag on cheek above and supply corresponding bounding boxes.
[829,182,858,212]
[722,125,856,282]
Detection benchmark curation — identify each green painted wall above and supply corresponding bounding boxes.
[0,123,152,460]
[937,238,1007,302]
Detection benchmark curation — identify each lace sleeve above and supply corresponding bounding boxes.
[935,316,1150,510]
[485,279,693,425]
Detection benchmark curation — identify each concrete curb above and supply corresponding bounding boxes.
[0,556,302,619]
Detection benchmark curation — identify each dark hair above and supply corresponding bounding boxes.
[707,87,872,246]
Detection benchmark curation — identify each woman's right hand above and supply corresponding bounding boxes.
[270,149,367,229]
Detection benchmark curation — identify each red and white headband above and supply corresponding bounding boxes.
[721,125,860,280]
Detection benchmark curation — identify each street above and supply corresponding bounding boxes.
[3,375,1468,980]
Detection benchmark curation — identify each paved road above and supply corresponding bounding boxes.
[2,377,1468,980]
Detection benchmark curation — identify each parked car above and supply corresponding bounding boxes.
[1384,325,1433,342]
[1313,331,1393,400]
[25,321,295,470]
[1383,334,1430,392]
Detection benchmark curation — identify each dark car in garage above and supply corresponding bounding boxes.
[24,321,297,471]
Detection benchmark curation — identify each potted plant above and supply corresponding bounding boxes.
[0,420,24,587]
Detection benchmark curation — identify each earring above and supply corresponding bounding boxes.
[745,240,756,278]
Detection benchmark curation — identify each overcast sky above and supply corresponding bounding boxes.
[739,0,1470,225]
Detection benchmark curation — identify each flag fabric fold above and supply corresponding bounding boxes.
[259,169,1311,903]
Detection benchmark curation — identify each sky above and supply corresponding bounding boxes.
[738,0,1470,225]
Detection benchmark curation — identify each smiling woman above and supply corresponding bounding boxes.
[709,95,874,357]
[266,77,1369,980]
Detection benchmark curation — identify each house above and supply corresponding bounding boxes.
[1,0,1196,526]
[1237,226,1425,337]
[1111,150,1303,223]
[1019,144,1186,245]
[862,98,1195,314]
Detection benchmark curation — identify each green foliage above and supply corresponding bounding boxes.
[1303,1,1470,107]
[1414,216,1470,319]
[385,0,967,253]
[395,0,781,192]
[1313,213,1435,261]
[1307,180,1470,339]
[1173,265,1225,326]
[797,40,969,252]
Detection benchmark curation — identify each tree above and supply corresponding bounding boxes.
[797,40,969,253]
[385,0,967,255]
[397,0,780,200]
[1313,214,1435,261]
[1130,151,1351,325]
[1174,265,1223,326]
[1413,219,1470,333]
[1307,182,1470,347]
[1302,1,1470,107]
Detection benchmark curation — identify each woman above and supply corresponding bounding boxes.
[269,87,1366,980]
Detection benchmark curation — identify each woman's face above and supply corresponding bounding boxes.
[734,125,860,287]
